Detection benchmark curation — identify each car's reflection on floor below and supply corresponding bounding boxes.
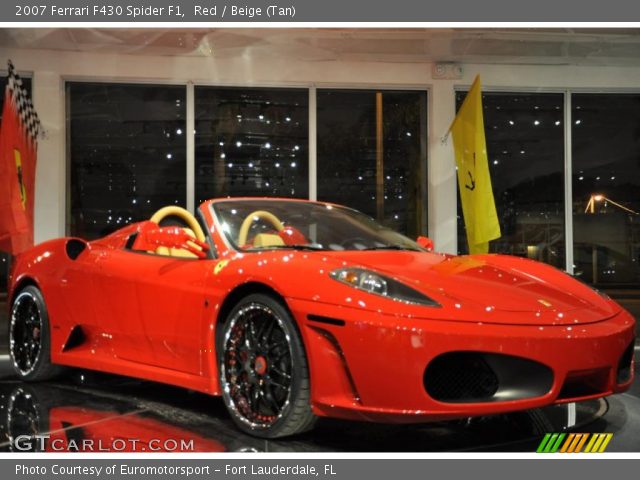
[3,384,227,452]
[0,361,633,452]
[0,380,282,453]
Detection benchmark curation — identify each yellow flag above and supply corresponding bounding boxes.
[450,75,501,254]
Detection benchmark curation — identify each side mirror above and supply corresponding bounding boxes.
[416,236,434,251]
[133,223,209,258]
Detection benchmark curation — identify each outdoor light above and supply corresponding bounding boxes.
[585,194,638,214]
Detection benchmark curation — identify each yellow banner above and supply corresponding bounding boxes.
[450,75,501,254]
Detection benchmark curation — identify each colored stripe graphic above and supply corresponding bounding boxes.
[550,433,566,452]
[537,434,552,453]
[537,433,613,453]
[574,433,590,453]
[559,433,575,453]
[597,434,614,453]
[585,433,614,453]
[537,433,565,453]
[584,434,598,453]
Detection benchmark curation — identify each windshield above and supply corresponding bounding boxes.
[211,199,423,252]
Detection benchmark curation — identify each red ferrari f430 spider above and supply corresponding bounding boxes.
[7,198,636,437]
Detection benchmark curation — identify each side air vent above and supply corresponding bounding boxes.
[62,326,86,351]
[616,340,635,384]
[307,314,346,327]
[65,239,87,260]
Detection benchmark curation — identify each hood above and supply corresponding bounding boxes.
[320,250,619,325]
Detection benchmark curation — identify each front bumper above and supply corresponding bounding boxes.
[288,298,636,423]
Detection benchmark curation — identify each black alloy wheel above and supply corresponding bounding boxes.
[219,293,316,438]
[9,286,63,381]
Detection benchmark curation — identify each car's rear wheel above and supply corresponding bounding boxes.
[218,293,316,438]
[9,286,63,381]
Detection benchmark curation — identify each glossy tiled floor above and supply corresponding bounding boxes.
[0,303,638,452]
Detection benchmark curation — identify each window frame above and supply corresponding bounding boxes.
[453,86,571,272]
[64,79,189,239]
[313,85,430,237]
[568,90,640,287]
[63,79,431,238]
[192,84,312,205]
[452,84,640,277]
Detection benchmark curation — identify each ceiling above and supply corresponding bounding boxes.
[2,28,640,66]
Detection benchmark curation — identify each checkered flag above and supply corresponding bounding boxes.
[6,59,41,145]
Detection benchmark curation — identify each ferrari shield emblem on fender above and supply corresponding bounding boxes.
[214,259,230,275]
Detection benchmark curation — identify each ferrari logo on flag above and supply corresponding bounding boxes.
[14,149,26,210]
[0,60,41,255]
[449,75,501,254]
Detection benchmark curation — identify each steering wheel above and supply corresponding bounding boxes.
[149,206,207,243]
[237,210,285,246]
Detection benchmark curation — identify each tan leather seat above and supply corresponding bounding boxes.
[253,233,285,248]
[155,228,200,258]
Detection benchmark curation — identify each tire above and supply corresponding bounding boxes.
[217,293,316,438]
[9,285,64,381]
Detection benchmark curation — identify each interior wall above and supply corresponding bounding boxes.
[5,45,640,253]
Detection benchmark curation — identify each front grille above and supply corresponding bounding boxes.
[424,352,499,402]
[617,340,635,384]
[424,351,554,403]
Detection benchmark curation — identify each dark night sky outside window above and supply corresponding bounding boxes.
[317,90,427,238]
[68,83,187,239]
[455,92,565,270]
[572,94,640,287]
[195,87,308,204]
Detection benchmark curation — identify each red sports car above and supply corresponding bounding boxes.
[7,198,636,438]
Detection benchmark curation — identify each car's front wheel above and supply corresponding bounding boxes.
[218,293,316,438]
[9,285,63,381]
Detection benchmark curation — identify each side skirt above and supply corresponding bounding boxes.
[51,350,220,396]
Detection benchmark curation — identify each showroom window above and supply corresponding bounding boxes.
[67,82,187,239]
[572,94,640,287]
[195,87,309,204]
[316,89,427,238]
[455,92,566,270]
[0,76,32,293]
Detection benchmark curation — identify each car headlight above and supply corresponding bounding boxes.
[330,268,440,307]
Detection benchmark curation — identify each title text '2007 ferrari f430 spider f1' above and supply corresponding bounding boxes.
[7,198,636,437]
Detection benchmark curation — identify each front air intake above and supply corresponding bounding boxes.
[424,351,553,403]
[424,352,499,402]
[558,368,609,400]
